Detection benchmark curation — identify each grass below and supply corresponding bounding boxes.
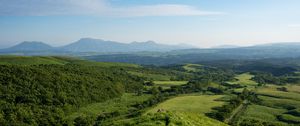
[278,114,300,124]
[259,95,300,109]
[256,85,300,101]
[0,55,141,68]
[237,84,300,125]
[183,64,203,72]
[285,84,300,94]
[154,81,188,86]
[0,56,67,65]
[227,73,257,86]
[71,60,140,68]
[112,112,228,126]
[237,104,287,125]
[147,95,225,114]
[128,71,172,81]
[66,93,152,120]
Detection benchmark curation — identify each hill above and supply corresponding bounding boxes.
[0,56,144,125]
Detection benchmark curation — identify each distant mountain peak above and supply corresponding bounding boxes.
[78,38,104,42]
[212,45,240,49]
[145,40,156,44]
[1,41,53,52]
[0,38,194,54]
[131,40,157,45]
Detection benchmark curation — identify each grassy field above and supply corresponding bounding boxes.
[236,84,300,125]
[147,95,225,114]
[183,63,203,72]
[0,55,141,68]
[154,81,188,87]
[113,112,228,126]
[285,84,300,94]
[128,71,172,81]
[237,104,287,125]
[71,60,140,68]
[67,93,152,120]
[228,73,257,86]
[0,56,68,65]
[256,85,300,101]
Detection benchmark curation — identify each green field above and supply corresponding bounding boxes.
[113,112,228,126]
[228,73,257,86]
[183,63,203,72]
[0,56,68,65]
[147,95,225,114]
[237,104,287,125]
[0,55,140,68]
[236,84,300,125]
[67,93,152,120]
[154,81,188,86]
[128,71,172,81]
[256,85,300,101]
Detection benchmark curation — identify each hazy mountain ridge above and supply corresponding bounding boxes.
[85,42,300,65]
[0,38,192,54]
[1,41,54,52]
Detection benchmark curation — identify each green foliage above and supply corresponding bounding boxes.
[0,64,143,125]
[277,114,300,124]
[67,93,152,121]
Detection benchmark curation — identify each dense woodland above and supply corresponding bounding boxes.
[0,63,143,125]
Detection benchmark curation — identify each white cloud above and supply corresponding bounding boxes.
[0,0,223,17]
[107,4,223,17]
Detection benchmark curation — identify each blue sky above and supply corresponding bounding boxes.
[0,0,300,48]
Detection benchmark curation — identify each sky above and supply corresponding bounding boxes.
[0,0,300,48]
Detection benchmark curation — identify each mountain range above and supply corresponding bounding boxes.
[0,38,193,55]
[2,38,300,62]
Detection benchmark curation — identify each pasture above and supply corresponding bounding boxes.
[128,71,172,81]
[147,95,225,114]
[154,81,188,87]
[237,84,300,125]
[228,73,257,86]
[182,63,203,72]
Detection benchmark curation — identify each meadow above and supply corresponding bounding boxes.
[182,63,203,72]
[147,95,225,114]
[227,73,257,86]
[236,84,300,125]
[128,71,172,81]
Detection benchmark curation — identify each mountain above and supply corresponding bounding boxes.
[61,38,128,52]
[61,38,191,52]
[0,41,54,52]
[0,38,192,55]
[85,42,300,65]
[212,45,240,49]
